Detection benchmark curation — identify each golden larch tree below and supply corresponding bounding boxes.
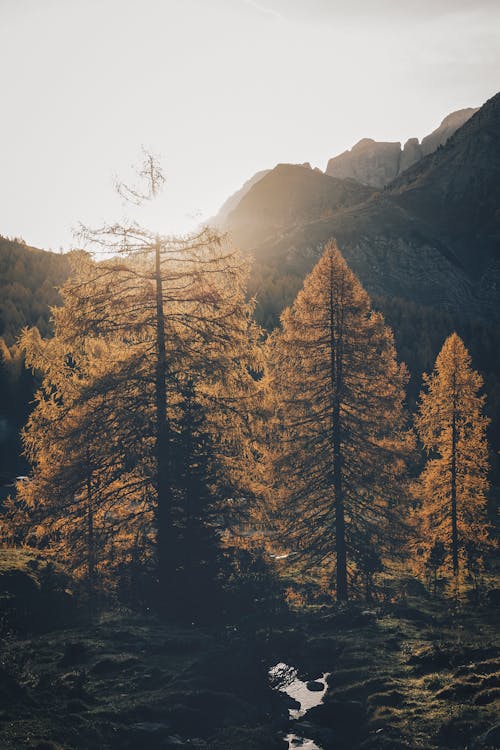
[267,241,410,601]
[8,234,262,610]
[415,333,491,584]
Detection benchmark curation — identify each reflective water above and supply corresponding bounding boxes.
[285,733,323,749]
[269,662,329,750]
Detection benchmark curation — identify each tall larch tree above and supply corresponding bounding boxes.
[267,241,410,601]
[71,153,262,598]
[8,154,263,611]
[63,236,260,598]
[414,333,491,586]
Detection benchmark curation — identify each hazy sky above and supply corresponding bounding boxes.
[1,0,499,251]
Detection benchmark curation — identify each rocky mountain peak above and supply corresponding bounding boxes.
[325,106,478,188]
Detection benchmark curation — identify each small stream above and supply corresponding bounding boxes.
[269,662,330,750]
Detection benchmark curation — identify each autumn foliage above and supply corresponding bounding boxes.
[265,242,412,601]
[1,223,495,611]
[3,229,262,613]
[414,333,492,588]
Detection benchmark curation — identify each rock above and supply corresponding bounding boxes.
[325,107,477,188]
[275,689,301,712]
[210,169,271,226]
[306,680,324,691]
[390,602,432,625]
[400,138,422,173]
[292,722,336,748]
[307,698,366,732]
[0,549,75,634]
[402,577,428,597]
[325,138,402,189]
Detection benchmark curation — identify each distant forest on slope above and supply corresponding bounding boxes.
[0,237,70,475]
[0,236,70,345]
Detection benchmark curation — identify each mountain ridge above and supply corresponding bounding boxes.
[225,93,500,323]
[325,107,479,188]
[211,104,479,232]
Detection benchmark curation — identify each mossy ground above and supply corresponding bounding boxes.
[288,590,499,750]
[0,579,498,749]
[0,610,289,750]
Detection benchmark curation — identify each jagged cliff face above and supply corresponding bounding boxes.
[324,107,478,189]
[224,94,500,322]
[325,138,402,189]
[213,107,478,228]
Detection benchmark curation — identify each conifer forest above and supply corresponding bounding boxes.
[0,5,499,749]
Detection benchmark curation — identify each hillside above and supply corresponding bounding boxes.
[211,168,271,226]
[0,237,71,477]
[224,94,500,321]
[0,237,70,346]
[226,163,373,247]
[389,96,500,275]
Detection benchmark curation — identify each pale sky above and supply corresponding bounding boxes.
[1,0,499,251]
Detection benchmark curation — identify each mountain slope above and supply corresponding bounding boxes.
[224,93,500,453]
[389,96,500,274]
[227,163,373,247]
[210,168,271,227]
[420,107,479,156]
[0,237,71,345]
[227,93,500,322]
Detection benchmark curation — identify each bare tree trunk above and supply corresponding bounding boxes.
[154,238,173,601]
[451,392,459,578]
[328,254,348,602]
[85,449,95,616]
